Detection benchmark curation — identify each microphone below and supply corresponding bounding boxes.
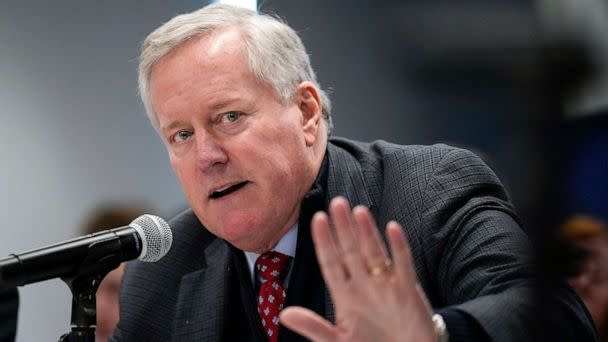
[0,214,172,288]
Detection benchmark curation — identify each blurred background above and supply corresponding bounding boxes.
[0,0,606,340]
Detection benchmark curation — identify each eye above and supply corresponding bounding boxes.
[172,130,192,143]
[220,111,242,123]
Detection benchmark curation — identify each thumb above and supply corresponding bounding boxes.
[280,307,338,342]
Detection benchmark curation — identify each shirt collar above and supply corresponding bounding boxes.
[244,223,299,284]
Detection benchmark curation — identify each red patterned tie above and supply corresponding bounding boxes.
[256,251,290,342]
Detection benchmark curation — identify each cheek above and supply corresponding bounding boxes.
[249,145,303,188]
[257,157,307,208]
[170,155,198,190]
[252,122,307,167]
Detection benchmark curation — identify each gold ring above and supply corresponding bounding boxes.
[368,260,391,276]
[369,265,386,276]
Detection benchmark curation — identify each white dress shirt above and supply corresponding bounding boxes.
[244,224,298,286]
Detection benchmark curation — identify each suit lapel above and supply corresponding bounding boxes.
[326,143,374,209]
[171,238,233,342]
[323,142,376,323]
[231,247,268,342]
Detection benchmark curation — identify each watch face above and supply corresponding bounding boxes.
[432,314,449,342]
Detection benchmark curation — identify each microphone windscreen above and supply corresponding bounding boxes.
[130,214,172,262]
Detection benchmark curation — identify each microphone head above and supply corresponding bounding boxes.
[130,214,172,262]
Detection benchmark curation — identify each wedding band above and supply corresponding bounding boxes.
[368,260,392,276]
[369,265,387,276]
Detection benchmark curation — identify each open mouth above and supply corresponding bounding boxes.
[209,181,249,199]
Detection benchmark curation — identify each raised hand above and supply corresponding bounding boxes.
[280,197,438,342]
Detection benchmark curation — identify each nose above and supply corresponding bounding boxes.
[195,132,228,172]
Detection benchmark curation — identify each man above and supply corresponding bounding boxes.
[560,216,608,341]
[112,4,595,341]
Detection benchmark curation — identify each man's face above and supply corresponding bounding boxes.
[149,29,323,252]
[585,239,608,336]
[569,237,608,338]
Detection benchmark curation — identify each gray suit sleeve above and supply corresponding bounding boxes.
[417,147,595,341]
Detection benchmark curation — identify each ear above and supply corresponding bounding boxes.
[295,81,322,146]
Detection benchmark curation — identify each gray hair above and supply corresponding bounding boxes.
[138,3,332,133]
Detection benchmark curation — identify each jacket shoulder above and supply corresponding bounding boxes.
[113,209,217,340]
[329,136,480,178]
[127,209,216,279]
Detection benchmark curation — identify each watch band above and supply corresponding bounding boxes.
[432,313,449,342]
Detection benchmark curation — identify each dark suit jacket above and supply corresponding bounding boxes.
[0,288,18,342]
[112,138,595,341]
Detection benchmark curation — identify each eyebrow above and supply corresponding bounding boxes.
[209,98,239,112]
[159,98,245,133]
[160,120,186,135]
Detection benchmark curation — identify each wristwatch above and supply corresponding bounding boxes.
[432,314,449,342]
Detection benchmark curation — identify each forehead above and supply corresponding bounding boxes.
[205,26,244,59]
[149,28,263,118]
[152,27,250,81]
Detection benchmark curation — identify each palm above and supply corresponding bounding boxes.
[280,197,436,342]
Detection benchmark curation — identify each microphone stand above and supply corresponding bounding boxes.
[58,273,106,342]
[58,237,125,342]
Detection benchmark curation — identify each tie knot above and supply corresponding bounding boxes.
[255,251,290,281]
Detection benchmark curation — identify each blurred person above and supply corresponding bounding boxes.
[110,4,595,342]
[559,216,608,341]
[0,288,18,342]
[81,204,151,342]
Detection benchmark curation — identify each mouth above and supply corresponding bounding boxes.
[209,181,249,200]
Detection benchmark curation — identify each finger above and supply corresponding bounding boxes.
[353,206,389,275]
[416,284,434,315]
[311,211,347,295]
[280,307,338,342]
[329,197,366,278]
[386,221,418,287]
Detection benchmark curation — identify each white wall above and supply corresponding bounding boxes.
[0,2,186,340]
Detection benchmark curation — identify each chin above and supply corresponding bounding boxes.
[212,214,269,249]
[224,230,271,252]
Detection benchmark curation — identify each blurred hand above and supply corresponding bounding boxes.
[280,197,437,342]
